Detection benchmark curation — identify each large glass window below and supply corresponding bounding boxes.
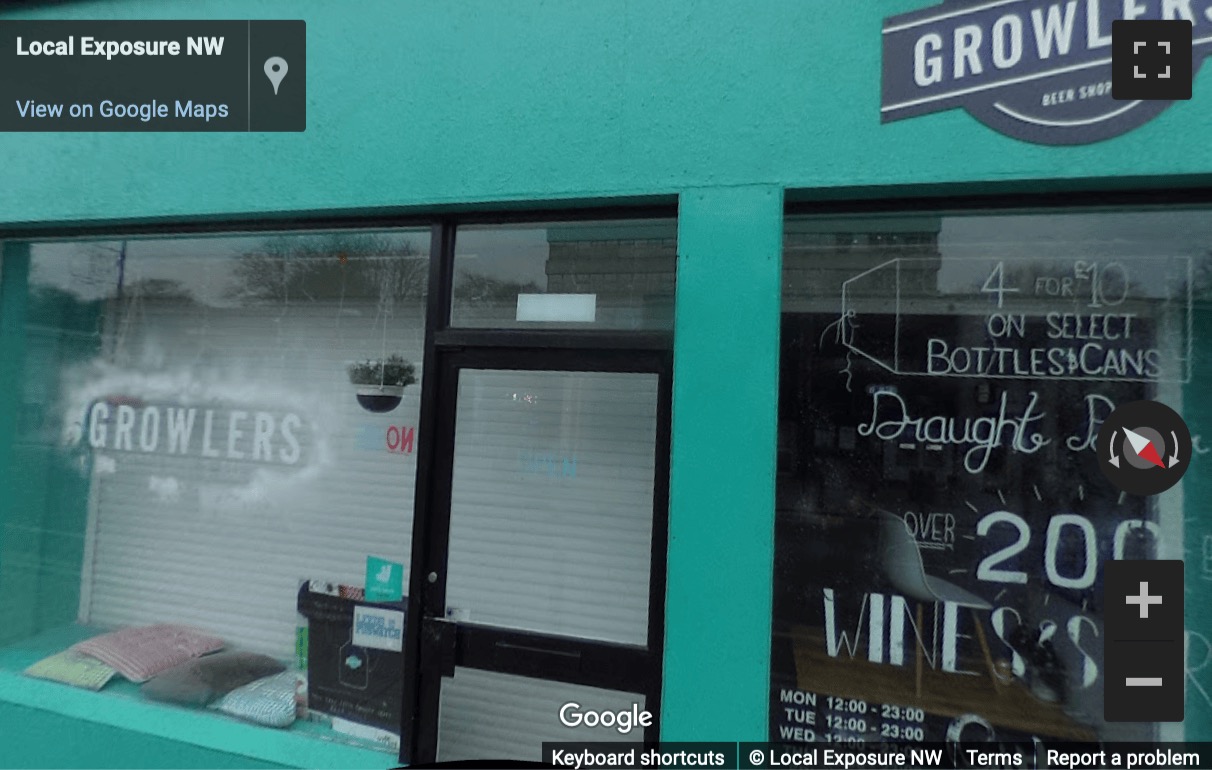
[772,210,1212,748]
[0,230,429,754]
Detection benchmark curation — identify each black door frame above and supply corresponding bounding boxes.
[400,218,675,765]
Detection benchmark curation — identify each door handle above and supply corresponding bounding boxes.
[492,639,583,678]
[421,616,457,677]
[494,641,582,660]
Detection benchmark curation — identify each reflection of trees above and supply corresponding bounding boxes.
[452,271,541,302]
[230,232,567,307]
[230,234,428,303]
[125,278,196,302]
[28,285,107,330]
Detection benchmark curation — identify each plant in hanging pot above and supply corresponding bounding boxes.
[347,355,417,413]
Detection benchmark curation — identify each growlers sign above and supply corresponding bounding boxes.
[881,0,1212,144]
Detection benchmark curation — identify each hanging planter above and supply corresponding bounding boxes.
[348,356,417,413]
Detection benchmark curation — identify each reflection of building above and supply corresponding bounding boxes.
[544,225,677,328]
[546,225,677,297]
[783,218,942,308]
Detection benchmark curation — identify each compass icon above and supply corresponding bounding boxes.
[1098,400,1191,495]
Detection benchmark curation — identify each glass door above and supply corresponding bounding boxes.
[405,348,670,764]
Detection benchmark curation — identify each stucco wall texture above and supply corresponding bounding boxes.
[1,0,1211,226]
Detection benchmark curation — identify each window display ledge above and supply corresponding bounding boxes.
[0,627,398,770]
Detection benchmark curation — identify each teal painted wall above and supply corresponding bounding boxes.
[668,187,782,741]
[0,254,101,645]
[0,245,33,642]
[0,245,99,647]
[2,0,1212,227]
[0,703,286,769]
[2,0,1212,767]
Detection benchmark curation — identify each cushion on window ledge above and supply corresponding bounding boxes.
[72,624,225,683]
[211,670,301,728]
[23,650,118,691]
[141,651,287,706]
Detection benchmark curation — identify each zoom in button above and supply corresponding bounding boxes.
[1104,560,1184,723]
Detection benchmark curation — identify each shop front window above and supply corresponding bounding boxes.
[772,210,1212,749]
[0,230,429,754]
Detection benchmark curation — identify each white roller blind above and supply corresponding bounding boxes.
[438,668,644,763]
[79,297,424,657]
[444,369,658,647]
[78,294,660,658]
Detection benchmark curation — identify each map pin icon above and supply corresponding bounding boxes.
[264,57,288,95]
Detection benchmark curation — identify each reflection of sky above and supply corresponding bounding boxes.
[27,221,671,302]
[27,231,430,306]
[455,226,550,285]
[937,211,1212,298]
[29,214,1209,302]
[32,237,249,304]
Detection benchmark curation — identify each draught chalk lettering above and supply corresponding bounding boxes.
[857,389,1049,473]
[1065,393,1115,451]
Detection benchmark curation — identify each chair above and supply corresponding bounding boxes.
[877,510,1000,698]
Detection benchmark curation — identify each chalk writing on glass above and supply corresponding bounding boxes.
[856,388,1048,474]
[838,257,1192,383]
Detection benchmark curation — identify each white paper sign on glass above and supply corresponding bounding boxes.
[515,293,597,323]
